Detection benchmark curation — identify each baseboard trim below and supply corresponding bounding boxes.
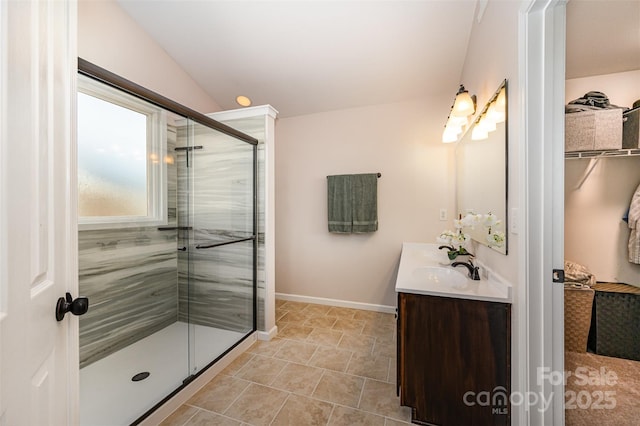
[257,325,278,341]
[275,292,396,314]
[140,332,257,426]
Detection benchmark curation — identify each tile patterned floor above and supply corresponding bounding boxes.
[160,300,411,426]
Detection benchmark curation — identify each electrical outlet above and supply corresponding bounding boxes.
[439,208,447,221]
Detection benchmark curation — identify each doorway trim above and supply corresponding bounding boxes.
[520,0,566,424]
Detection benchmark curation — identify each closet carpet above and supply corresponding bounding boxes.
[565,351,640,425]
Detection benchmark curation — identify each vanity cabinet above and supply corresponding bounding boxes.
[397,292,511,425]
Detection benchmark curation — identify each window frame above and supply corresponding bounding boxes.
[77,75,168,230]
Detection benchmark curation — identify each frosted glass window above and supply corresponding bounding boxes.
[78,93,148,217]
[77,75,167,230]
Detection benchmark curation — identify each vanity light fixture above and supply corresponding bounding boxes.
[451,85,477,117]
[471,83,507,141]
[472,113,491,140]
[471,123,489,140]
[487,103,499,124]
[236,95,252,107]
[488,89,506,123]
[442,117,464,143]
[441,84,477,143]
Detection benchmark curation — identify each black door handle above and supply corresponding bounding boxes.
[55,292,89,321]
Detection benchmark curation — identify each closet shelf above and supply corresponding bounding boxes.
[565,149,640,159]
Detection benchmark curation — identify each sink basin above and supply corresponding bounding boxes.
[396,243,512,303]
[411,266,468,287]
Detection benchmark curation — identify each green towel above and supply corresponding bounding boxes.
[351,173,378,233]
[327,173,378,233]
[327,175,353,233]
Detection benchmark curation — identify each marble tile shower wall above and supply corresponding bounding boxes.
[177,241,253,332]
[176,124,256,333]
[78,227,178,368]
[79,126,178,368]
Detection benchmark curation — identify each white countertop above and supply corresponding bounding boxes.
[395,242,512,304]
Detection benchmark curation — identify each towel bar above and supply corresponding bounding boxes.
[326,173,381,178]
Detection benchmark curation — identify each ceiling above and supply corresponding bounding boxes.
[117,1,640,118]
[566,0,640,80]
[117,0,477,118]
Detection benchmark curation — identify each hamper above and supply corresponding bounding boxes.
[588,282,640,361]
[564,284,595,352]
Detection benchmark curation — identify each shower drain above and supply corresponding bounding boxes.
[131,372,150,382]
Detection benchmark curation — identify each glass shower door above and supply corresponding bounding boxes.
[185,120,256,376]
[78,59,260,425]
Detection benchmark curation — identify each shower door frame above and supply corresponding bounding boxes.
[77,58,259,424]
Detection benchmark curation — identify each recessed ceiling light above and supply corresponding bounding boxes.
[236,95,252,107]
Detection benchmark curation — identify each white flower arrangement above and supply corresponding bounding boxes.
[487,231,506,247]
[438,211,505,259]
[481,212,505,249]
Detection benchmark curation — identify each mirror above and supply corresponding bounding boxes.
[456,80,508,254]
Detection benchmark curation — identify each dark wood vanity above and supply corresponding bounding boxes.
[397,292,511,425]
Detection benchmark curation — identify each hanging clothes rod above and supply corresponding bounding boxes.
[326,173,381,178]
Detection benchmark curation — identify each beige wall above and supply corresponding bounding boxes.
[459,1,520,284]
[78,0,221,113]
[565,70,640,284]
[275,98,456,307]
[273,0,524,309]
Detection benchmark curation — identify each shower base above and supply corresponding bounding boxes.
[80,321,247,426]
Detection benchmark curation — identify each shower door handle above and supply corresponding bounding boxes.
[55,292,89,321]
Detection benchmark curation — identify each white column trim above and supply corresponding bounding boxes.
[519,0,566,424]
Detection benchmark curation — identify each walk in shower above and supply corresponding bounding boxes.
[76,60,258,425]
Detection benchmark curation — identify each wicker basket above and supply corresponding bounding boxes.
[564,284,595,352]
[590,283,640,361]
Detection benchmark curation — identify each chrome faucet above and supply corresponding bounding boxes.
[452,259,481,280]
[438,244,454,251]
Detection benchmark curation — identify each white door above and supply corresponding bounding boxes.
[0,1,78,425]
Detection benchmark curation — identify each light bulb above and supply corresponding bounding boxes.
[442,127,459,143]
[496,88,506,109]
[471,124,488,140]
[448,115,469,127]
[445,119,463,135]
[487,102,506,124]
[479,114,496,132]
